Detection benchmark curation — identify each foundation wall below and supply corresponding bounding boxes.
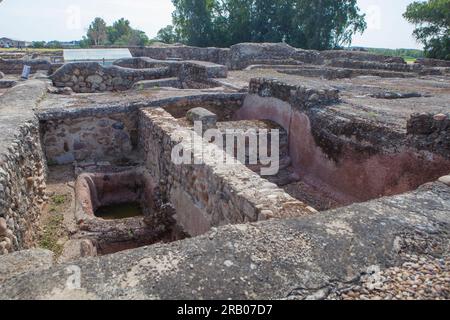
[0,81,48,255]
[138,107,312,237]
[0,58,52,74]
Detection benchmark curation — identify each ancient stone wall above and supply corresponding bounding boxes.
[129,43,417,72]
[139,107,313,237]
[320,50,406,64]
[407,113,450,158]
[0,58,52,74]
[178,61,227,87]
[0,81,48,255]
[229,42,322,70]
[415,58,450,68]
[130,45,230,66]
[50,62,171,93]
[236,78,450,203]
[327,59,421,73]
[51,60,227,92]
[40,109,139,165]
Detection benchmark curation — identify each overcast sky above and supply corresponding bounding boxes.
[0,0,421,49]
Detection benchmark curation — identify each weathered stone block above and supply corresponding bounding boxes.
[186,107,218,132]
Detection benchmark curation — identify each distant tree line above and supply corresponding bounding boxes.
[156,0,367,50]
[82,17,150,47]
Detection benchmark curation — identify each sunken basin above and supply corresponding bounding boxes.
[74,168,187,255]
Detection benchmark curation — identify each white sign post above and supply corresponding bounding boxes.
[21,65,31,80]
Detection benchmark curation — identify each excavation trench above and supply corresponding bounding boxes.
[39,94,450,259]
[233,94,450,210]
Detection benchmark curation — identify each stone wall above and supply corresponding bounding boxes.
[41,112,138,165]
[327,59,421,73]
[178,61,227,87]
[247,77,339,108]
[130,45,230,66]
[415,58,450,68]
[129,43,417,71]
[0,58,52,74]
[139,107,313,237]
[321,50,406,64]
[51,60,227,93]
[407,113,450,158]
[50,62,171,93]
[236,78,450,203]
[229,42,322,70]
[0,80,48,255]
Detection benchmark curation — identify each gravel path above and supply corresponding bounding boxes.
[332,254,450,300]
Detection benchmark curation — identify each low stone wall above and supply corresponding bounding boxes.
[0,58,52,75]
[321,50,406,64]
[328,59,421,73]
[247,77,339,109]
[0,80,48,255]
[113,57,177,70]
[178,61,227,87]
[415,58,450,68]
[279,66,416,79]
[139,107,313,237]
[130,45,230,66]
[51,60,227,92]
[50,62,171,93]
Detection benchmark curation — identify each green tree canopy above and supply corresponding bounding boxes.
[85,17,149,47]
[404,0,450,60]
[165,0,366,49]
[87,17,108,46]
[156,25,182,44]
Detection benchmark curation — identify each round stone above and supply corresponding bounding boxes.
[0,217,8,236]
[438,175,450,186]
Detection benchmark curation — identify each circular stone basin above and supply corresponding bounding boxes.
[75,168,159,221]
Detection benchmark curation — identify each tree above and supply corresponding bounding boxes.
[156,25,181,44]
[107,18,133,44]
[404,0,450,60]
[172,0,216,46]
[169,0,366,49]
[31,41,46,48]
[114,29,149,46]
[46,41,62,49]
[87,17,108,46]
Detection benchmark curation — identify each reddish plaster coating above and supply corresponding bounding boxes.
[236,94,450,204]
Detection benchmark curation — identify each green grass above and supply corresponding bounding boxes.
[404,57,417,64]
[38,214,64,257]
[51,194,67,206]
[38,194,69,256]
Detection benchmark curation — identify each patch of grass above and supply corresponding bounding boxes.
[52,194,67,205]
[38,214,65,257]
[404,57,417,64]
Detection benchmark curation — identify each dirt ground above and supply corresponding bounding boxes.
[37,165,76,258]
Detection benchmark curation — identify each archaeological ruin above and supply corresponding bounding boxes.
[0,42,449,300]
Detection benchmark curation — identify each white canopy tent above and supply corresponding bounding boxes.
[63,48,132,66]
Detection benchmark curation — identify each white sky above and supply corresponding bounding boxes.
[0,0,422,49]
